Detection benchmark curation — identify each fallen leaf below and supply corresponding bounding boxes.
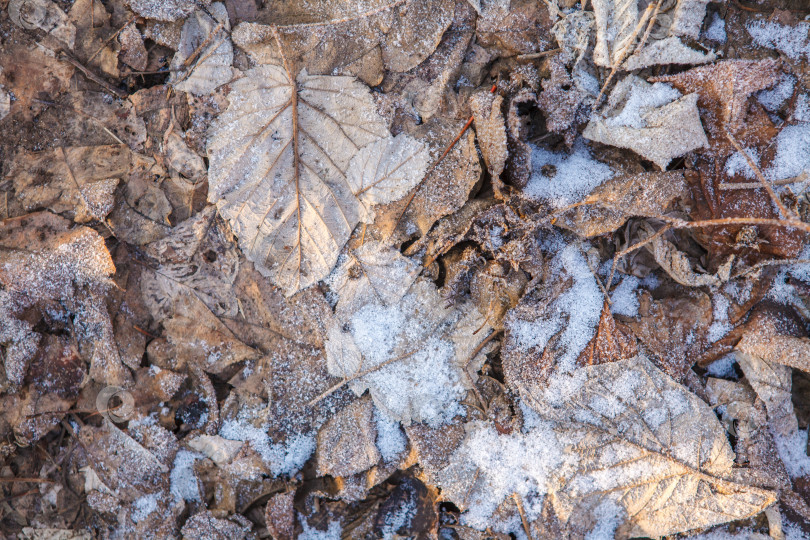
[623,36,716,70]
[576,300,637,367]
[9,0,75,49]
[584,76,708,169]
[8,145,129,222]
[207,64,427,296]
[325,242,491,425]
[555,170,686,237]
[438,356,777,537]
[127,0,204,22]
[471,89,507,181]
[169,3,234,96]
[232,0,455,85]
[265,491,295,540]
[316,396,380,478]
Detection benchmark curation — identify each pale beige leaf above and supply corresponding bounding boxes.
[127,0,204,22]
[9,0,76,49]
[438,356,777,537]
[346,133,430,223]
[8,145,130,222]
[169,3,234,96]
[470,90,507,180]
[232,0,454,84]
[207,64,393,296]
[623,36,716,71]
[735,351,798,438]
[591,0,639,67]
[584,76,708,169]
[670,0,712,39]
[738,333,810,374]
[646,229,733,288]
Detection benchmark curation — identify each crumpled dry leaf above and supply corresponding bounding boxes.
[471,89,507,181]
[232,0,455,85]
[645,227,733,288]
[316,396,380,478]
[141,206,240,322]
[475,0,553,57]
[584,76,708,169]
[207,64,429,296]
[555,170,686,237]
[67,0,120,79]
[625,290,712,381]
[438,355,777,538]
[324,242,491,426]
[651,59,781,156]
[623,36,715,70]
[0,212,127,386]
[265,491,295,540]
[8,145,129,223]
[9,0,76,49]
[118,24,148,72]
[576,301,637,367]
[591,0,640,68]
[374,117,482,243]
[169,3,234,96]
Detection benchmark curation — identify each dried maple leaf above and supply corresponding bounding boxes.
[437,356,777,537]
[576,301,637,367]
[169,3,234,96]
[207,64,429,296]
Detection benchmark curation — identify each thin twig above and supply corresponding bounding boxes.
[181,21,226,69]
[725,128,797,220]
[59,52,126,98]
[719,172,808,190]
[387,84,498,239]
[513,493,533,540]
[307,350,417,407]
[516,48,561,61]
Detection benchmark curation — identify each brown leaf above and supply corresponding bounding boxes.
[576,301,637,367]
[555,170,686,238]
[471,90,507,181]
[316,396,380,478]
[651,59,781,156]
[625,290,712,381]
[265,491,295,540]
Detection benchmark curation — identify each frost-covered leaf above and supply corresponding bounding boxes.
[591,0,639,68]
[645,228,733,288]
[316,396,380,478]
[471,90,507,181]
[9,0,76,49]
[127,0,205,22]
[141,206,240,322]
[207,64,411,296]
[169,3,234,96]
[623,36,716,70]
[232,0,455,85]
[346,133,430,223]
[503,239,604,396]
[324,242,491,426]
[555,170,686,237]
[584,76,708,169]
[651,59,781,155]
[8,145,129,223]
[438,356,777,537]
[576,301,637,367]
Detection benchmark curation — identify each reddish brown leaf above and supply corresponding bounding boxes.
[576,301,637,367]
